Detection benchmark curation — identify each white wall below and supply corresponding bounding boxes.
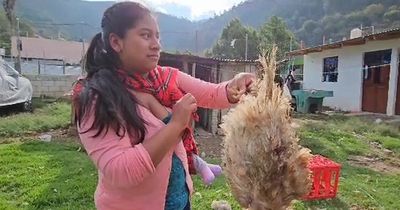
[303,38,400,112]
[388,48,399,115]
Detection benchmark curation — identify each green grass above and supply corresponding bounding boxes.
[297,113,400,157]
[1,102,400,209]
[0,139,399,210]
[294,114,400,209]
[366,133,400,154]
[299,129,370,162]
[0,141,242,210]
[0,99,71,137]
[1,141,398,210]
[0,141,96,210]
[192,175,242,210]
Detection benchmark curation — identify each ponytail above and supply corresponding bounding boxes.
[75,1,151,143]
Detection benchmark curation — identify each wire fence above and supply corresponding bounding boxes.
[3,56,82,75]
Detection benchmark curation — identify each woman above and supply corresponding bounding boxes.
[73,2,255,210]
[285,69,296,92]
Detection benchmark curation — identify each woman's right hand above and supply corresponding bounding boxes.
[171,93,197,130]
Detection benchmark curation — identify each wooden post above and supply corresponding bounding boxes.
[183,60,189,74]
[62,60,66,75]
[191,63,196,77]
[38,60,41,75]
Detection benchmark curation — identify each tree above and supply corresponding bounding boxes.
[363,4,385,19]
[3,0,22,72]
[211,19,259,60]
[384,8,400,22]
[210,17,299,61]
[0,11,12,52]
[301,20,319,33]
[259,16,297,60]
[3,0,16,25]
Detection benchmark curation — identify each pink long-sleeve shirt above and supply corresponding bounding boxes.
[78,70,232,210]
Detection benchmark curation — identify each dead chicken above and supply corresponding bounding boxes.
[221,48,312,210]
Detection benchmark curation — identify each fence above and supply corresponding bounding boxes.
[2,56,82,98]
[4,56,82,76]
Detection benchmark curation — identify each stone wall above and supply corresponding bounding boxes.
[25,75,79,98]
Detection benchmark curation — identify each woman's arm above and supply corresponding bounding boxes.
[176,70,231,109]
[176,70,255,109]
[78,113,157,189]
[78,95,196,188]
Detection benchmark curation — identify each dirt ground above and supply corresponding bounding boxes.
[347,138,400,174]
[347,155,400,174]
[294,113,400,174]
[37,126,226,159]
[194,128,224,159]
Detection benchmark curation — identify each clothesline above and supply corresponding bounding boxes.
[183,61,399,79]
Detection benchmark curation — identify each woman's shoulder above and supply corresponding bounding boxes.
[154,66,182,83]
[156,65,180,73]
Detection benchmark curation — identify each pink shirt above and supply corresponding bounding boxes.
[78,70,232,210]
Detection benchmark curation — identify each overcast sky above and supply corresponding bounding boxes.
[87,0,245,20]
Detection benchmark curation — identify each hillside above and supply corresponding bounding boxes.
[5,0,400,53]
[0,8,34,54]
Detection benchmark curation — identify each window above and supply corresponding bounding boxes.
[364,49,391,66]
[363,49,392,84]
[322,56,338,82]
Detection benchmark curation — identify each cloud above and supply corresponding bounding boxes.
[115,0,245,20]
[155,6,167,14]
[154,0,244,19]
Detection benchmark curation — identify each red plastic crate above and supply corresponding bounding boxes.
[303,155,341,200]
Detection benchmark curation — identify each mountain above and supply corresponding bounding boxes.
[11,0,199,52]
[6,0,400,54]
[198,0,400,50]
[0,8,34,53]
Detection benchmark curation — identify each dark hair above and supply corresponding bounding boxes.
[75,2,152,143]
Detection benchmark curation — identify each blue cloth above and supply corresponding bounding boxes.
[163,112,190,210]
[183,200,191,210]
[162,112,173,124]
[165,153,190,210]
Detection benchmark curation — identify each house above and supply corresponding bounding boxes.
[11,36,88,64]
[9,36,89,75]
[288,28,400,116]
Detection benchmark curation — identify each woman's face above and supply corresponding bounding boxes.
[111,14,161,74]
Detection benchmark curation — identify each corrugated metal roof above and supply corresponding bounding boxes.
[210,57,257,63]
[11,36,89,64]
[288,27,400,56]
[161,52,257,63]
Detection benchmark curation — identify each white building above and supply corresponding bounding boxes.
[288,28,400,115]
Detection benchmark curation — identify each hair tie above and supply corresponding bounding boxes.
[99,32,108,54]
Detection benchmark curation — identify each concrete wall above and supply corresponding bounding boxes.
[25,75,79,98]
[209,63,257,134]
[219,63,257,82]
[303,38,400,113]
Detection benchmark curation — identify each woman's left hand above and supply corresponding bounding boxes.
[226,73,256,103]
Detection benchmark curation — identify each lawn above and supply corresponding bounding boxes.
[0,98,71,138]
[0,100,399,210]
